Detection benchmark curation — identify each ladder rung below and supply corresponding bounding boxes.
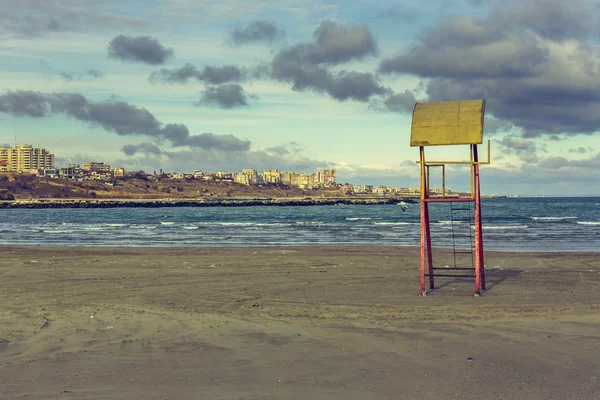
[454,250,473,254]
[451,207,471,211]
[426,274,476,278]
[433,267,473,270]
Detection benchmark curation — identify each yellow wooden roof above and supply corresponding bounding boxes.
[410,99,485,146]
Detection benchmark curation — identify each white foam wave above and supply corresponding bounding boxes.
[42,229,72,234]
[160,222,176,225]
[576,221,600,225]
[196,222,284,227]
[129,225,158,229]
[530,216,577,221]
[346,217,372,221]
[105,223,126,227]
[484,225,529,230]
[182,226,200,230]
[373,222,413,225]
[295,221,326,225]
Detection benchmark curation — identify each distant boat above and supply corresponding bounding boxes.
[399,201,409,211]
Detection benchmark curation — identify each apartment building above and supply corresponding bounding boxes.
[82,161,111,173]
[0,144,55,172]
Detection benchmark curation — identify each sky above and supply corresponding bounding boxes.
[1,0,600,196]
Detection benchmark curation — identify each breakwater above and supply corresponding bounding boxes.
[0,197,417,209]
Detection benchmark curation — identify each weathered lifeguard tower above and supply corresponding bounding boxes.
[410,99,490,296]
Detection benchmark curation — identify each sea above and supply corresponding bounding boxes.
[1,197,600,252]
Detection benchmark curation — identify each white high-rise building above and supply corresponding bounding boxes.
[0,144,55,172]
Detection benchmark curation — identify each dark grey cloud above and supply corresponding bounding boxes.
[108,35,174,65]
[484,117,514,135]
[281,20,378,66]
[370,90,417,114]
[265,141,303,156]
[0,1,149,36]
[268,20,384,102]
[121,143,163,156]
[149,64,243,84]
[378,0,600,137]
[197,84,257,109]
[270,57,387,101]
[0,90,250,152]
[229,20,285,45]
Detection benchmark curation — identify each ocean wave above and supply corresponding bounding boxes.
[196,221,285,227]
[576,221,600,225]
[129,225,158,229]
[105,223,127,227]
[484,225,529,230]
[530,216,578,221]
[373,222,413,225]
[346,217,372,221]
[41,229,73,234]
[295,221,326,225]
[160,221,176,225]
[182,226,200,230]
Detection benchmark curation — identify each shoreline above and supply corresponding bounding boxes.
[0,196,417,209]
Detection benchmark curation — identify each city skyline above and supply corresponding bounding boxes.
[1,0,600,196]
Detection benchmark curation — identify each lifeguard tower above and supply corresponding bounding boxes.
[410,99,490,296]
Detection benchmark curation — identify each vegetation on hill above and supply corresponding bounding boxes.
[0,173,348,200]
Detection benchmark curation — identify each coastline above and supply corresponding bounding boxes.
[1,245,599,399]
[0,196,417,209]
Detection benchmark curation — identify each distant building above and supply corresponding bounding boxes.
[0,144,55,172]
[262,169,281,184]
[82,161,111,173]
[113,168,126,177]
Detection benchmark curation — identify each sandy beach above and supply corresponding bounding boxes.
[1,246,599,399]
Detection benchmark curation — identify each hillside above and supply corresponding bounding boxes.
[0,173,349,200]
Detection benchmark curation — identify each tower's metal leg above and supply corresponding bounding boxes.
[473,145,485,294]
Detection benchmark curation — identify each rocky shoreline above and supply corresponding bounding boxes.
[0,197,417,209]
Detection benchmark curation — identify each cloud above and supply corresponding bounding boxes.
[196,84,257,109]
[120,145,334,175]
[121,143,163,156]
[378,0,600,137]
[59,69,104,82]
[496,136,547,163]
[287,20,378,65]
[107,35,174,65]
[371,4,420,22]
[370,90,418,114]
[264,141,303,156]
[270,57,387,102]
[0,1,150,36]
[0,90,250,152]
[149,63,243,84]
[229,20,285,45]
[484,117,514,135]
[568,146,594,154]
[39,60,104,82]
[266,20,386,102]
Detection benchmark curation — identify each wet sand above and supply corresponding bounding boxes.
[1,246,599,399]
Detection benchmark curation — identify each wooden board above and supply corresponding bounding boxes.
[410,100,485,146]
